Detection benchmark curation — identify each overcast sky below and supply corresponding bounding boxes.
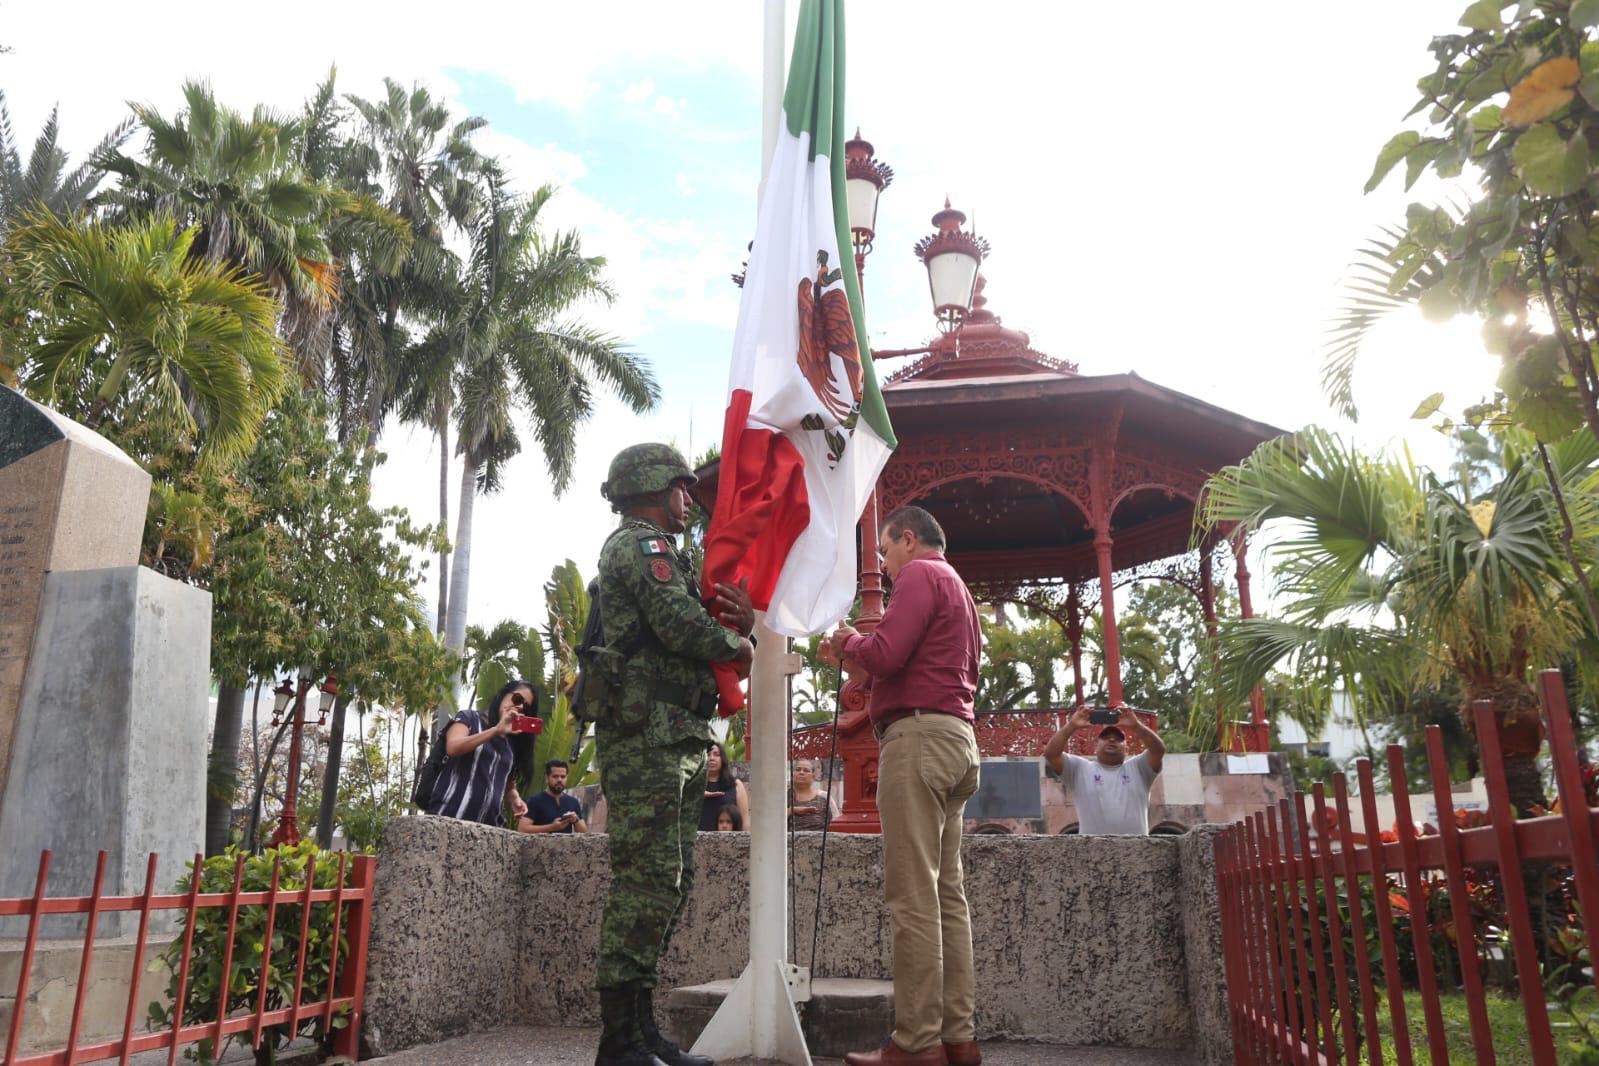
[4,0,1497,633]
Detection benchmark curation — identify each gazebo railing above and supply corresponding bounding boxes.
[1215,669,1599,1065]
[791,705,1160,760]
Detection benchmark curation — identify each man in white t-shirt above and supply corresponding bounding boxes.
[1042,706,1165,835]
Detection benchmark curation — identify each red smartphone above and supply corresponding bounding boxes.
[510,715,543,734]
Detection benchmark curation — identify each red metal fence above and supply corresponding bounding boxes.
[2,850,374,1066]
[1215,669,1599,1065]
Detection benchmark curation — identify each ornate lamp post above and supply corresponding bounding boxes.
[844,129,893,276]
[914,198,989,334]
[268,671,338,847]
[843,131,892,634]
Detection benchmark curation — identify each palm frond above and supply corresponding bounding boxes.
[1322,226,1447,420]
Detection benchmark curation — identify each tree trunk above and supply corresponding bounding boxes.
[1500,753,1548,818]
[316,691,354,848]
[444,452,479,656]
[205,683,247,857]
[436,404,451,636]
[249,678,263,784]
[246,719,292,853]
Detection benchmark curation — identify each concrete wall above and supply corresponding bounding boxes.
[364,815,1233,1060]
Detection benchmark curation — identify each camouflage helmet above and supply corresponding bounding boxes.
[601,443,697,505]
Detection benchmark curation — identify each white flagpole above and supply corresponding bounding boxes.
[691,2,813,1061]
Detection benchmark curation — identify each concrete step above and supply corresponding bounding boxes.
[666,976,894,1060]
[365,1025,1197,1064]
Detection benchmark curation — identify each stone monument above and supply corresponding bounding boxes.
[0,385,211,935]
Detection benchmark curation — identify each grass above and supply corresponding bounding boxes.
[1354,988,1597,1065]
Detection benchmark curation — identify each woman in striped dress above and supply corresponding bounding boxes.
[425,679,538,827]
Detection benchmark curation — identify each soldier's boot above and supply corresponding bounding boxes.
[637,985,714,1066]
[595,986,668,1066]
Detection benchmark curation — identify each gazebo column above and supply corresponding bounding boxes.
[1066,584,1085,708]
[1199,552,1222,748]
[1233,535,1268,751]
[1094,531,1125,707]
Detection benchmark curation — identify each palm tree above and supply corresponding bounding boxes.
[1196,426,1599,814]
[98,82,349,375]
[0,90,133,237]
[293,70,413,438]
[4,211,287,465]
[440,175,658,657]
[350,77,489,631]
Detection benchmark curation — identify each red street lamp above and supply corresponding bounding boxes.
[844,129,893,267]
[914,197,989,333]
[268,672,336,847]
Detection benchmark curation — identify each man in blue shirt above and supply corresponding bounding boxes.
[519,760,588,834]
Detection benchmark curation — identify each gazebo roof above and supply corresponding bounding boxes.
[690,280,1284,591]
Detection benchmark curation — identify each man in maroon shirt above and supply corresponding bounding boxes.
[828,506,983,1066]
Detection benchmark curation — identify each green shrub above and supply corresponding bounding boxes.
[148,842,356,1065]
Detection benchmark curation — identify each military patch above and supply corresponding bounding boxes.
[650,558,674,583]
[638,535,673,556]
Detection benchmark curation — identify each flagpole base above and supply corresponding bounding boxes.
[689,959,812,1064]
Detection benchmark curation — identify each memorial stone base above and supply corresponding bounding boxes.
[0,565,211,938]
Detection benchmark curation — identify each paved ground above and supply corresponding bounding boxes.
[369,1026,1195,1065]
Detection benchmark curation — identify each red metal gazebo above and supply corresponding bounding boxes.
[693,197,1284,833]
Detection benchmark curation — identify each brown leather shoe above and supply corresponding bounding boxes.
[943,1040,982,1065]
[843,1039,948,1065]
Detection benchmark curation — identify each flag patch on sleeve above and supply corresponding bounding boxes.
[638,536,673,556]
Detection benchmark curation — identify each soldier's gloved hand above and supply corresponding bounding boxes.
[712,576,756,636]
[733,637,755,679]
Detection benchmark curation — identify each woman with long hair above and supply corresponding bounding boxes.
[699,740,749,832]
[424,679,538,827]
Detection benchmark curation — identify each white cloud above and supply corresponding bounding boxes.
[622,79,656,105]
[651,95,689,122]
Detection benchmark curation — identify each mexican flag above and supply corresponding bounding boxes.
[702,0,895,711]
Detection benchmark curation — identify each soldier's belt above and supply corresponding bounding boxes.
[654,680,719,717]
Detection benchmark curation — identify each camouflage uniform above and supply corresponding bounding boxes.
[592,445,745,1000]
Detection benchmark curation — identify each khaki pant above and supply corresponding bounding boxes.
[875,712,981,1052]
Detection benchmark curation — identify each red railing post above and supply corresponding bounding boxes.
[1424,728,1495,1065]
[320,852,349,1033]
[166,855,204,1066]
[251,856,284,1050]
[116,854,159,1066]
[1291,800,1336,1065]
[1472,699,1558,1066]
[65,850,110,1058]
[5,851,51,1064]
[1276,800,1318,1064]
[211,854,247,1058]
[1311,785,1357,1064]
[1263,807,1306,1064]
[286,851,318,1039]
[1537,669,1599,999]
[1215,832,1248,1064]
[331,855,376,1060]
[1245,817,1277,1064]
[1234,818,1272,1061]
[1331,774,1382,1065]
[1354,758,1412,1066]
[1385,746,1449,1065]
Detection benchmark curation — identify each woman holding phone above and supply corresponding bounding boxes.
[699,741,749,832]
[424,679,539,827]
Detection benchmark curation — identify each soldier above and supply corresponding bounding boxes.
[591,443,754,1066]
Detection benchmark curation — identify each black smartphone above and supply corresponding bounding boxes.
[1088,708,1119,726]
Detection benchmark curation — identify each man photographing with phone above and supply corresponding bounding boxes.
[1042,706,1165,836]
[520,760,588,834]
